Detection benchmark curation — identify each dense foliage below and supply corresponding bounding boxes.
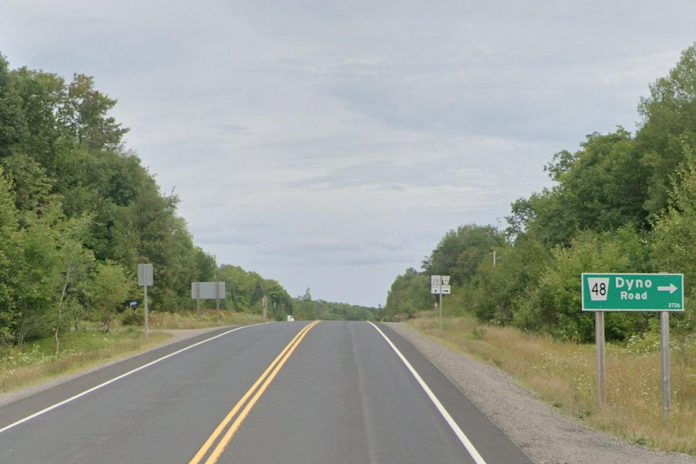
[0,55,295,347]
[294,288,377,321]
[385,44,696,342]
[217,265,293,320]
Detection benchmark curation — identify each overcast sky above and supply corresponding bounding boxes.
[2,1,695,306]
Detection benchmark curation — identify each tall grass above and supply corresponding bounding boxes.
[0,310,266,395]
[0,328,169,394]
[148,309,265,329]
[408,313,696,455]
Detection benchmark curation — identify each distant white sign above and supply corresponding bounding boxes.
[431,275,451,294]
[191,282,226,300]
[138,263,153,287]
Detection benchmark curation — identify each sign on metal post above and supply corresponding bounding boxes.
[137,264,153,337]
[581,273,683,312]
[431,275,451,330]
[581,273,684,416]
[191,282,226,320]
[191,282,226,300]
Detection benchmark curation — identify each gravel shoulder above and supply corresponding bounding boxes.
[387,322,696,464]
[0,327,226,408]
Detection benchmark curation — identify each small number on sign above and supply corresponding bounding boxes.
[669,303,681,309]
[591,282,607,297]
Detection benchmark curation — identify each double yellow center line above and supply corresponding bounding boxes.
[189,321,320,464]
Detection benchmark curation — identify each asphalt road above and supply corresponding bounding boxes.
[0,321,532,463]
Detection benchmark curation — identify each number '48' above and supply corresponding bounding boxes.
[591,282,607,296]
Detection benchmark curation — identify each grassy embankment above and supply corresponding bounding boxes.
[408,312,696,455]
[0,310,265,395]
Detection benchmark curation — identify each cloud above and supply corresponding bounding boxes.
[3,0,696,305]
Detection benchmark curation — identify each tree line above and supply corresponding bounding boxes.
[294,288,377,321]
[385,44,696,342]
[0,54,296,349]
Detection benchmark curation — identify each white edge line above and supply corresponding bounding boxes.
[367,322,487,464]
[0,323,267,434]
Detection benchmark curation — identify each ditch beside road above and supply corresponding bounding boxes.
[390,321,696,464]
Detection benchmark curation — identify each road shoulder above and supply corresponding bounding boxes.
[0,327,230,409]
[387,322,696,464]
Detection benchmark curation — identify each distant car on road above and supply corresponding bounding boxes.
[286,315,295,322]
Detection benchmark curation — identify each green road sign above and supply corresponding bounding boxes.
[582,273,684,312]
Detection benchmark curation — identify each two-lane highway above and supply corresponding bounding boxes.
[0,322,531,463]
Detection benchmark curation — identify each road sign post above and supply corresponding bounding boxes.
[595,312,606,408]
[431,275,451,330]
[661,311,671,416]
[216,281,221,321]
[138,263,154,338]
[439,291,442,330]
[581,273,683,415]
[582,273,683,312]
[191,282,226,321]
[193,282,202,317]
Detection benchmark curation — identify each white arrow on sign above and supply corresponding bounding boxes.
[657,284,678,294]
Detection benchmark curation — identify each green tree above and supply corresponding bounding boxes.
[51,215,94,355]
[652,157,696,330]
[384,268,431,320]
[469,236,550,324]
[1,153,55,214]
[194,247,217,282]
[13,205,65,345]
[87,262,130,332]
[638,44,696,216]
[509,129,647,247]
[59,74,128,151]
[425,224,505,286]
[514,228,651,342]
[0,167,19,345]
[0,52,300,347]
